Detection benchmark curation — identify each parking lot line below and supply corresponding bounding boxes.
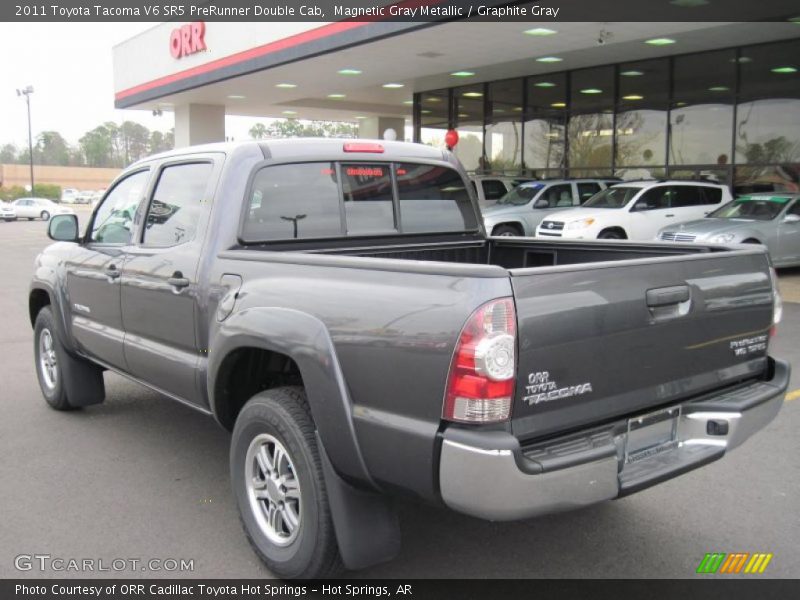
[786,389,800,403]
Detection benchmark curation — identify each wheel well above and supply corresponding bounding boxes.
[29,289,51,326]
[493,222,524,235]
[599,227,627,239]
[213,347,303,430]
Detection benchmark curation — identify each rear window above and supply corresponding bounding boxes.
[241,161,476,242]
[242,163,342,241]
[396,163,476,233]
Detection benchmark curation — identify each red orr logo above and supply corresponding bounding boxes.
[170,22,206,59]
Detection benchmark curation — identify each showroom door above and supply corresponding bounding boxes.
[121,159,218,404]
[64,169,151,369]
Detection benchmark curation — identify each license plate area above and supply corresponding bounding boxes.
[625,406,680,464]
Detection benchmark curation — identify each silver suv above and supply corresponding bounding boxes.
[482,178,620,237]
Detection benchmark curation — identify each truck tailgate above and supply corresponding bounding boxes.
[509,251,775,441]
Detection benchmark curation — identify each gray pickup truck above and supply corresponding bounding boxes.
[31,139,788,579]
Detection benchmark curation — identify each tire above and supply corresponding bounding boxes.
[27,218,33,221]
[34,306,77,410]
[598,229,625,240]
[231,387,343,579]
[3,218,14,222]
[493,224,522,237]
[41,211,50,221]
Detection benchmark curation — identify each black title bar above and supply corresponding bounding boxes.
[4,0,800,22]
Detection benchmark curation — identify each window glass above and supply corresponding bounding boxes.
[787,200,800,216]
[485,79,522,172]
[583,186,639,209]
[396,163,477,233]
[709,196,789,220]
[454,85,485,172]
[699,187,723,205]
[541,184,574,208]
[669,186,702,208]
[569,65,614,170]
[634,187,672,211]
[481,180,508,201]
[616,59,669,168]
[242,163,341,241]
[577,182,601,203]
[90,170,149,244]
[736,40,800,167]
[143,163,213,247]
[670,50,735,165]
[341,163,395,234]
[497,183,544,206]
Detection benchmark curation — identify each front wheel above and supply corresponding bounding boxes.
[40,211,50,221]
[34,307,75,410]
[598,229,625,240]
[231,387,342,579]
[492,224,522,237]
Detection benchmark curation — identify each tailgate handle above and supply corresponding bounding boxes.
[646,285,690,307]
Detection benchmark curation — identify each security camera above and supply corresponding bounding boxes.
[597,29,612,46]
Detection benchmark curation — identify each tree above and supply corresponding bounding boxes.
[260,119,358,139]
[36,131,71,166]
[79,124,115,167]
[119,121,150,164]
[249,123,268,139]
[0,143,17,163]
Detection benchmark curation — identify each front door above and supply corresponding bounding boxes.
[64,169,151,369]
[121,159,217,404]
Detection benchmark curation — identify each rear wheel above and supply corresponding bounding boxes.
[231,387,342,579]
[598,228,625,240]
[41,211,50,221]
[492,224,522,237]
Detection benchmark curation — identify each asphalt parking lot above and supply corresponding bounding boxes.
[0,215,798,579]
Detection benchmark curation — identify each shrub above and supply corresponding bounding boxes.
[0,183,61,202]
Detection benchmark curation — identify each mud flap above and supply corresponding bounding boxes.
[316,433,401,570]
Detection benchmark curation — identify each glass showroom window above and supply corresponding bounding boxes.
[419,89,450,149]
[615,58,669,179]
[568,66,615,174]
[734,39,800,194]
[669,50,735,168]
[453,84,485,172]
[525,73,566,175]
[485,79,522,173]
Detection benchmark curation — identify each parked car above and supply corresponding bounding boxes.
[483,178,620,236]
[536,180,732,240]
[60,188,79,204]
[13,197,74,221]
[32,140,787,579]
[658,194,800,267]
[1,202,17,222]
[75,190,95,204]
[469,174,535,208]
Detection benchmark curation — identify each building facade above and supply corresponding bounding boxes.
[415,38,800,193]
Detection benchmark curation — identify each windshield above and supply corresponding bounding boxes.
[708,197,789,221]
[496,183,544,206]
[582,186,640,209]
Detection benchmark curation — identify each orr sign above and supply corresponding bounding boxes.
[170,22,206,59]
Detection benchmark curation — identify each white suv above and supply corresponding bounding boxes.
[535,181,732,240]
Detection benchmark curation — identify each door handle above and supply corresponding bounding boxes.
[665,214,675,218]
[167,272,190,290]
[104,265,120,280]
[646,285,690,307]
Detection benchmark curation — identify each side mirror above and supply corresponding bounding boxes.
[47,214,79,242]
[533,198,550,209]
[783,213,800,224]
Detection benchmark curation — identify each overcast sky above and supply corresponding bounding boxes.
[0,23,261,148]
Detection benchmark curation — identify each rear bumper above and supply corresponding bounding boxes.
[439,358,789,521]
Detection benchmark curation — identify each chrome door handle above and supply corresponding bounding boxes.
[665,214,675,218]
[167,272,190,289]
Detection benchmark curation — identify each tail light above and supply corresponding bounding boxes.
[769,267,782,336]
[443,298,516,423]
[343,142,384,153]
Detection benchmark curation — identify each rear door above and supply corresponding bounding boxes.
[121,157,219,403]
[509,251,774,441]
